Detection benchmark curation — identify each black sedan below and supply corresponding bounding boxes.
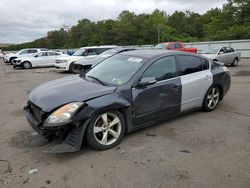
[24,50,231,153]
[71,47,136,74]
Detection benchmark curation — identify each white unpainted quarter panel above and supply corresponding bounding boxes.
[181,69,213,112]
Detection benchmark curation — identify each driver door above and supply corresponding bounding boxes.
[132,56,182,125]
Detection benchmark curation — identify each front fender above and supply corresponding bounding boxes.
[72,93,134,133]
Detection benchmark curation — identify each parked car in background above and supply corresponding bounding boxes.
[3,48,47,64]
[200,47,241,66]
[0,50,5,59]
[13,51,68,69]
[55,46,117,72]
[24,50,230,153]
[155,42,197,53]
[71,47,136,74]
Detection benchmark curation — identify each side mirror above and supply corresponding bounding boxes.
[218,51,224,55]
[136,77,157,87]
[34,55,38,58]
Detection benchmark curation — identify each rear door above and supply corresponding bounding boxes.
[47,52,60,66]
[225,47,235,64]
[132,56,182,125]
[33,52,48,67]
[217,47,228,63]
[176,55,212,112]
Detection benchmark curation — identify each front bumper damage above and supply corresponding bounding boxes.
[24,104,90,153]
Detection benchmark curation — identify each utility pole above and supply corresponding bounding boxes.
[62,24,70,52]
[157,24,160,44]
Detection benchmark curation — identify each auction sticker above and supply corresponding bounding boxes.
[128,57,143,63]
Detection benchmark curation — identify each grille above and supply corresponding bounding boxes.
[29,102,44,122]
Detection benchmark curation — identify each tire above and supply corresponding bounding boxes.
[86,110,126,150]
[9,57,16,65]
[202,86,221,112]
[23,61,32,69]
[231,58,238,67]
[69,62,75,73]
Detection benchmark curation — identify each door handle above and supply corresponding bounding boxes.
[171,85,179,92]
[172,85,179,89]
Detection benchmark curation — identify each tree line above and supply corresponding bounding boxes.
[4,0,250,51]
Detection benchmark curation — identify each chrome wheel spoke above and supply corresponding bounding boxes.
[101,114,108,125]
[101,131,108,145]
[109,117,119,127]
[94,126,103,134]
[214,93,219,99]
[208,100,213,108]
[109,129,119,138]
[207,95,213,100]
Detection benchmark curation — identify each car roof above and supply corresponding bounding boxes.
[119,49,202,59]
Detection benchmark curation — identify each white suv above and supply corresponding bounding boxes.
[55,46,117,72]
[3,48,47,64]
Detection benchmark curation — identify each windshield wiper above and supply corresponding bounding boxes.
[87,75,105,86]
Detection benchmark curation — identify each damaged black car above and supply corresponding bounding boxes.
[24,50,230,153]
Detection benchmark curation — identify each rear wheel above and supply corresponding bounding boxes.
[23,61,32,69]
[86,111,125,150]
[231,58,238,67]
[203,86,220,112]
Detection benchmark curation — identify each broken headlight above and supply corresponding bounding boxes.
[44,102,84,127]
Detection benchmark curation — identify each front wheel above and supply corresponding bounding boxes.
[203,86,220,112]
[23,61,32,69]
[86,111,125,150]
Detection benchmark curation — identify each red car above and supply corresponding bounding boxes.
[155,42,197,53]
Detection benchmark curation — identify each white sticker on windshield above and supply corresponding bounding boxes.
[128,57,143,63]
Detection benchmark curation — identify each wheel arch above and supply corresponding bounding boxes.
[213,84,223,101]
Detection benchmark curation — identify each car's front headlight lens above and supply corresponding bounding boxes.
[44,102,84,127]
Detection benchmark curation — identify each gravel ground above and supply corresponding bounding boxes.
[0,59,249,188]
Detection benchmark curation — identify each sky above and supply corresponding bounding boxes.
[0,0,227,44]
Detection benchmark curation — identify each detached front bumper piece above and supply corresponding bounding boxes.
[24,103,89,153]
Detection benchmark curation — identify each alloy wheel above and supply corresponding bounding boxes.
[207,88,220,110]
[23,62,31,69]
[93,113,122,146]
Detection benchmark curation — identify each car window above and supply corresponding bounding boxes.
[142,56,177,81]
[168,44,175,49]
[37,52,47,57]
[19,50,29,55]
[175,43,182,49]
[219,48,226,54]
[86,54,145,86]
[226,47,234,53]
[48,52,60,56]
[97,48,110,55]
[28,49,38,53]
[86,49,98,56]
[177,55,203,75]
[201,58,209,70]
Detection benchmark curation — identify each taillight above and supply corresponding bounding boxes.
[223,66,230,76]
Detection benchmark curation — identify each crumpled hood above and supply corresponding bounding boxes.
[200,54,216,60]
[29,75,116,112]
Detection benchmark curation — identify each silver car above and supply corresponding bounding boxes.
[200,47,241,66]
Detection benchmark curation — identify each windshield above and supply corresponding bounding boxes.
[72,49,86,56]
[99,49,118,57]
[200,48,219,54]
[154,43,166,49]
[86,54,145,86]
